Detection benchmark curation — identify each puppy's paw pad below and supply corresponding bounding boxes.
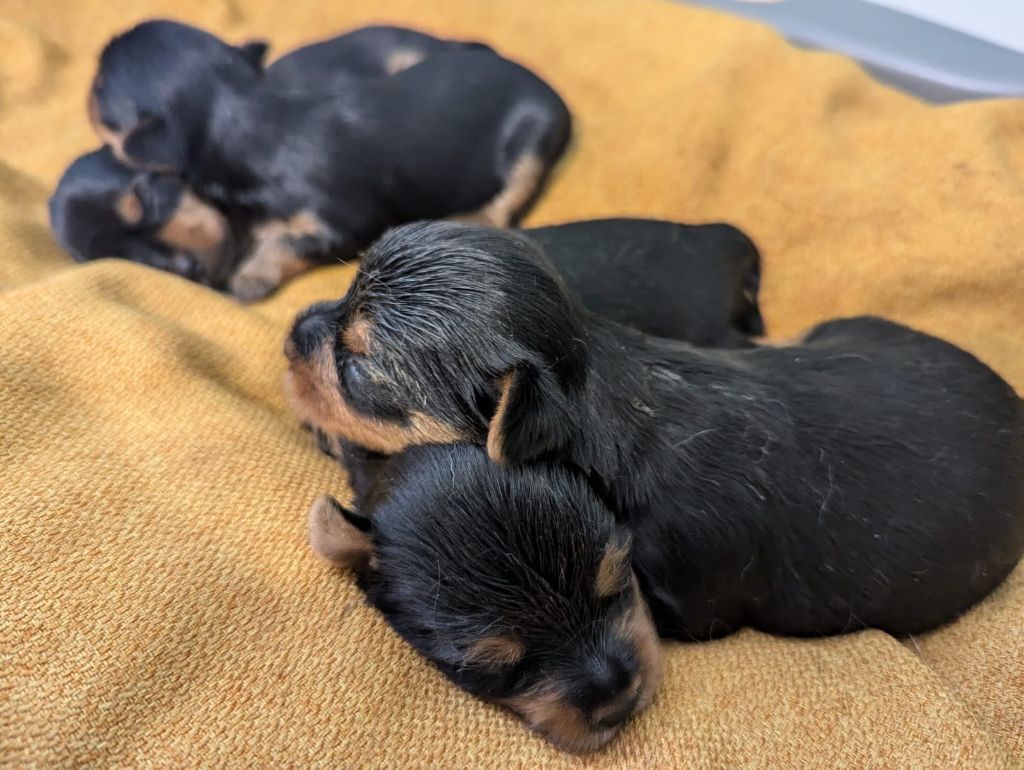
[229,271,277,302]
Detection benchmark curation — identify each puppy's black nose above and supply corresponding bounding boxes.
[288,308,332,361]
[576,652,639,722]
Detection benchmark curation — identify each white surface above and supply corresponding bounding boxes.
[862,0,1024,54]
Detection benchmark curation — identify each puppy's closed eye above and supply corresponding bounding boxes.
[341,355,367,395]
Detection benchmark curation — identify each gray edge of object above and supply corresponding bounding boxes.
[682,0,1024,103]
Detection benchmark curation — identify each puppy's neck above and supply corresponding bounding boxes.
[568,316,718,512]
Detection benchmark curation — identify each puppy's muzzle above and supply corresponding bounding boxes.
[286,302,337,362]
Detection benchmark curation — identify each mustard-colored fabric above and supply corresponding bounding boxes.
[2,1,1022,766]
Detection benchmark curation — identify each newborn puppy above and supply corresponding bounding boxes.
[53,26,466,284]
[286,221,1024,638]
[306,217,764,462]
[307,442,663,754]
[527,218,763,346]
[48,147,231,284]
[90,20,571,300]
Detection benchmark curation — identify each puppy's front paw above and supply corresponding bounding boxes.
[229,270,277,302]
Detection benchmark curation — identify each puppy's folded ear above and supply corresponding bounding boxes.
[236,40,270,70]
[486,362,576,465]
[122,116,181,171]
[307,495,376,572]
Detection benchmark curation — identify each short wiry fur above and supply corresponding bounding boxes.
[90,20,571,300]
[308,442,663,754]
[289,221,1024,639]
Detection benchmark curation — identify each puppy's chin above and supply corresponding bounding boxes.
[500,686,620,755]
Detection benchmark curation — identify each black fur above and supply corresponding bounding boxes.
[295,221,1024,639]
[265,25,491,89]
[526,218,763,346]
[47,147,216,282]
[314,441,662,753]
[55,24,495,287]
[91,20,571,299]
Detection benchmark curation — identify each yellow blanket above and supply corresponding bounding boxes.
[2,0,1022,766]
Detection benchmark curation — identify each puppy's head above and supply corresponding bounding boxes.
[90,20,264,170]
[308,444,663,753]
[284,221,588,462]
[49,148,232,284]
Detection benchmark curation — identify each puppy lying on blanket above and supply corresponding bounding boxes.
[50,25,494,286]
[290,221,1024,640]
[307,444,663,754]
[306,216,764,461]
[87,20,571,300]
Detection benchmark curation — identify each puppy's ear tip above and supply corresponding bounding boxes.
[307,495,375,571]
[237,39,270,69]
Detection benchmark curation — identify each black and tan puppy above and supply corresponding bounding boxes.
[308,442,662,753]
[90,20,571,300]
[51,25,486,285]
[307,217,763,461]
[288,221,1024,640]
[527,218,763,345]
[48,147,231,284]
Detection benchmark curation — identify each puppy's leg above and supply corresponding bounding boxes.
[230,212,338,302]
[464,154,545,229]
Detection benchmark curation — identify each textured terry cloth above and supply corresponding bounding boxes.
[1,0,1023,767]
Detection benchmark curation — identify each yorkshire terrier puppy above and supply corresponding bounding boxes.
[51,25,495,286]
[526,218,763,345]
[89,20,571,300]
[308,442,662,753]
[48,147,231,284]
[288,221,1024,640]
[306,216,763,461]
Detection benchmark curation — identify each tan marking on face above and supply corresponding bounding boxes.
[114,190,143,225]
[499,577,662,754]
[615,576,664,713]
[156,188,230,276]
[457,153,545,228]
[594,537,632,599]
[88,89,132,165]
[485,372,514,463]
[465,635,526,668]
[342,313,373,356]
[284,337,464,454]
[385,48,426,75]
[307,494,375,571]
[500,682,615,754]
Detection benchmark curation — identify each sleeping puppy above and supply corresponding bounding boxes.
[308,217,764,461]
[307,442,662,754]
[287,221,1024,639]
[51,25,484,285]
[47,146,231,284]
[527,218,763,345]
[89,20,571,300]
